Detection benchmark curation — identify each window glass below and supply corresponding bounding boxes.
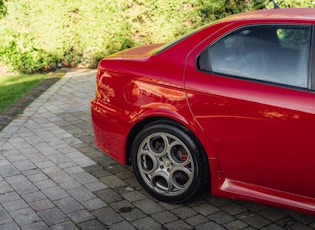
[207,25,311,88]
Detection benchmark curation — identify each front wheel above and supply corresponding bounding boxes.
[131,121,208,203]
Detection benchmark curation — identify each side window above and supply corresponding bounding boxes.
[201,25,311,88]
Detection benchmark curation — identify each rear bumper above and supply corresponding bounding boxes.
[91,99,131,164]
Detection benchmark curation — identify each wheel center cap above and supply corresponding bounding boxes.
[164,160,171,167]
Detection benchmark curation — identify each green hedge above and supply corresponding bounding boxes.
[0,0,313,73]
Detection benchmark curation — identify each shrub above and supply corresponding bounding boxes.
[0,29,57,73]
[274,0,314,8]
[0,0,6,19]
[0,0,313,73]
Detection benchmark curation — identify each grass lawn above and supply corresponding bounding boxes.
[0,74,48,112]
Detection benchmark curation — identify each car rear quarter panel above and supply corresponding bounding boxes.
[91,53,198,164]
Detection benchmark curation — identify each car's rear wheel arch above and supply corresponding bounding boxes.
[127,117,207,161]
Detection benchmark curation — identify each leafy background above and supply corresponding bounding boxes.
[0,0,313,73]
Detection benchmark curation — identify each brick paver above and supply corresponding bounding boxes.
[0,69,315,229]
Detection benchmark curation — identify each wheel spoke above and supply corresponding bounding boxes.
[147,133,168,156]
[170,166,193,190]
[136,131,195,197]
[137,150,158,174]
[167,140,191,166]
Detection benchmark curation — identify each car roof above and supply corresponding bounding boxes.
[222,8,315,22]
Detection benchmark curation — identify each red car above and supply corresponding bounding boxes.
[91,8,315,215]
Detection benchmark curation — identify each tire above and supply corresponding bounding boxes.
[131,121,208,203]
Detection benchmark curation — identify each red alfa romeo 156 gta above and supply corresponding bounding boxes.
[91,8,315,215]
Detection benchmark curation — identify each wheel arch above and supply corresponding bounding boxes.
[126,114,215,162]
[126,116,210,172]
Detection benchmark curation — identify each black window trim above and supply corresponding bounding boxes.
[311,25,315,91]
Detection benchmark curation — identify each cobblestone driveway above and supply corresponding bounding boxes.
[0,69,314,229]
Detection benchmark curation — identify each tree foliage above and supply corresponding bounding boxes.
[0,0,6,18]
[0,0,313,73]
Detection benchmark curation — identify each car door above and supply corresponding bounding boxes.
[185,24,315,198]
